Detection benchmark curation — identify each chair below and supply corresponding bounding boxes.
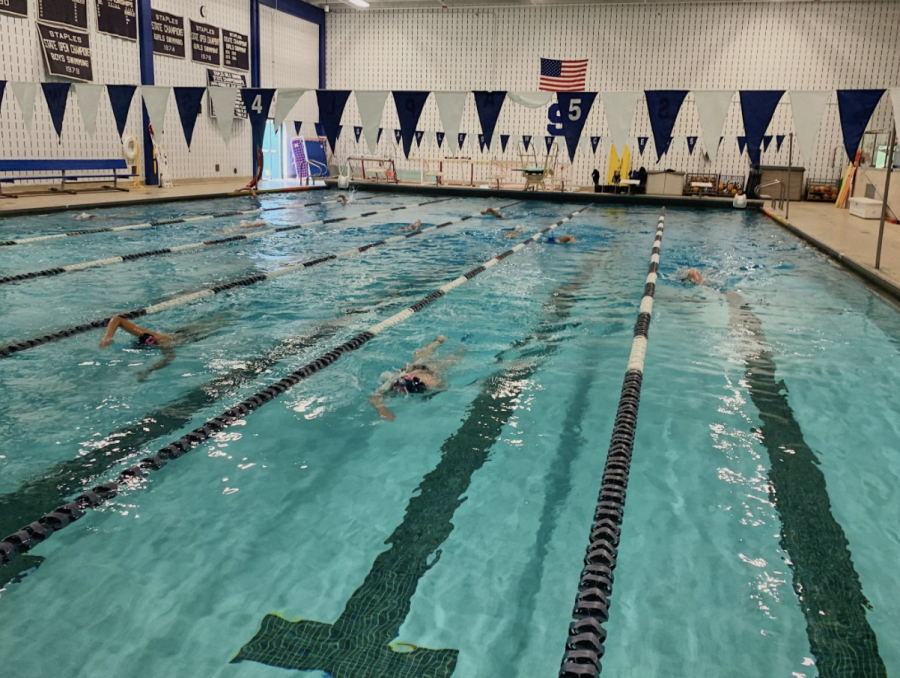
[522,143,558,191]
[423,159,445,185]
[487,162,508,189]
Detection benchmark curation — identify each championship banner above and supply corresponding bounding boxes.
[39,0,87,29]
[190,20,221,65]
[207,69,247,119]
[223,30,249,71]
[0,0,28,18]
[37,22,93,82]
[96,0,136,41]
[151,10,185,59]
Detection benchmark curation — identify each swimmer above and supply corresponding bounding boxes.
[75,212,104,220]
[397,219,422,232]
[504,229,523,239]
[336,194,348,204]
[215,218,267,235]
[481,208,504,218]
[368,335,464,421]
[547,235,576,244]
[679,267,703,284]
[99,313,230,379]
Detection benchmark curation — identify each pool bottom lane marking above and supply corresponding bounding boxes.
[0,205,590,570]
[233,220,606,678]
[559,208,665,678]
[0,197,456,285]
[0,195,379,247]
[0,200,520,357]
[726,292,887,678]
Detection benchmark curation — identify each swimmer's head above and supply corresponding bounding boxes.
[680,268,703,284]
[133,332,158,348]
[546,236,557,244]
[392,375,427,394]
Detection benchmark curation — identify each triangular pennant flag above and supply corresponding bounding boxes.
[645,90,688,160]
[293,121,302,135]
[776,134,785,151]
[739,90,785,167]
[415,130,425,147]
[241,88,276,150]
[142,85,171,139]
[762,134,774,152]
[719,136,724,147]
[435,91,468,153]
[544,135,554,153]
[737,136,747,155]
[590,136,601,154]
[0,81,5,112]
[500,134,510,152]
[637,136,649,155]
[11,82,37,133]
[394,128,402,144]
[41,83,70,142]
[472,91,506,150]
[173,87,205,149]
[315,122,325,137]
[477,133,487,153]
[457,132,467,150]
[694,90,734,163]
[508,91,553,109]
[601,92,638,160]
[836,89,885,162]
[435,131,445,148]
[75,83,103,138]
[377,127,383,144]
[354,125,363,143]
[556,92,597,162]
[272,88,306,131]
[355,91,389,155]
[315,90,350,153]
[392,91,430,159]
[208,87,239,143]
[522,135,532,152]
[106,85,136,140]
[426,131,435,149]
[686,136,698,155]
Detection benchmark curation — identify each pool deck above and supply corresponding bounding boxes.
[0,178,325,219]
[762,202,900,302]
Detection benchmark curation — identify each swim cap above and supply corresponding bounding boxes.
[547,236,557,244]
[392,375,427,394]
[135,332,157,348]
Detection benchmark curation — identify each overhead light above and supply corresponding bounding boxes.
[347,0,370,7]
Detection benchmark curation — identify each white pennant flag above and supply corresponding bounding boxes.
[693,90,734,163]
[508,92,552,109]
[11,82,37,133]
[601,92,639,159]
[208,87,239,143]
[272,88,306,132]
[74,83,103,137]
[789,91,830,164]
[142,86,171,138]
[435,91,468,154]
[355,91,389,155]
[425,130,435,150]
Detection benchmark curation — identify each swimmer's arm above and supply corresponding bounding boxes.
[368,394,395,422]
[99,316,151,347]
[137,346,175,381]
[412,335,446,362]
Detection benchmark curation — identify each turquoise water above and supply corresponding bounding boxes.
[1,191,899,678]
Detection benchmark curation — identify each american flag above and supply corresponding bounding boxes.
[539,58,589,92]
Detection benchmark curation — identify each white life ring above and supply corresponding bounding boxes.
[123,134,139,162]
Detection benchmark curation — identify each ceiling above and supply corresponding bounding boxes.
[317,0,870,13]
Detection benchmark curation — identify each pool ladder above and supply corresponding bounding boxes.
[755,179,787,211]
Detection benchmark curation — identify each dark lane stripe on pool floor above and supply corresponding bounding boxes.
[726,292,887,678]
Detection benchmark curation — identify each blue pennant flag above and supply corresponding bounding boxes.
[737,136,747,155]
[500,134,510,152]
[392,91,430,159]
[719,136,724,147]
[315,90,351,153]
[556,92,597,162]
[415,130,424,147]
[173,87,205,149]
[377,127,383,144]
[436,131,445,148]
[241,89,276,151]
[472,91,506,150]
[478,133,487,153]
[522,135,532,152]
[775,134,785,151]
[354,125,363,143]
[637,137,649,155]
[739,90,784,167]
[394,128,402,144]
[294,121,302,135]
[837,89,886,161]
[644,90,688,160]
[458,132,467,150]
[106,84,136,139]
[590,136,601,154]
[762,134,773,152]
[315,121,325,137]
[686,136,698,155]
[42,83,70,142]
[544,135,554,153]
[0,81,5,112]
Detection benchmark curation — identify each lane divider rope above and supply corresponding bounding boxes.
[0,195,379,247]
[0,204,591,567]
[558,207,665,678]
[0,200,520,358]
[0,197,455,285]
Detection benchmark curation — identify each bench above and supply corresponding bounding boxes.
[0,159,138,199]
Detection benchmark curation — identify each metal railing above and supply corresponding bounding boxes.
[755,179,786,211]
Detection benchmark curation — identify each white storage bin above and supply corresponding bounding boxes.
[849,197,883,219]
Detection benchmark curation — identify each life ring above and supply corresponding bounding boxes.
[123,134,139,162]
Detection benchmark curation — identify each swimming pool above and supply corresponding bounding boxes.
[1,190,898,678]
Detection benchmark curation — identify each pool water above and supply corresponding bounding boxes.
[1,191,899,678]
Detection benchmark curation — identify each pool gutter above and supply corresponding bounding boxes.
[761,208,900,304]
